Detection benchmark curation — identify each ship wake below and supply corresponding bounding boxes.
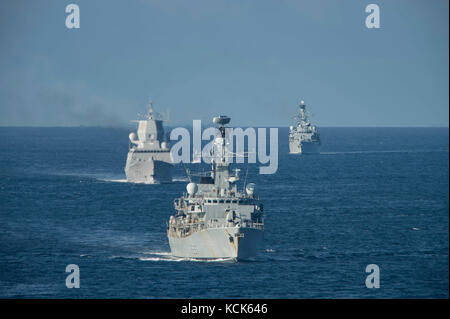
[138,251,236,263]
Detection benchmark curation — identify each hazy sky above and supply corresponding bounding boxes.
[0,0,448,127]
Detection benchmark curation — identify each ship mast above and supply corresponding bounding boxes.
[147,101,154,120]
[211,116,237,194]
[299,100,308,123]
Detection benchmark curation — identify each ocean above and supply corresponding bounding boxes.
[0,127,448,298]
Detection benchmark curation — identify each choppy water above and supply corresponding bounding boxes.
[0,127,448,298]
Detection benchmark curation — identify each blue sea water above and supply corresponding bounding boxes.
[0,127,448,298]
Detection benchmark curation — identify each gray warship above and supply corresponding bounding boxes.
[289,100,321,154]
[125,102,173,183]
[167,116,264,260]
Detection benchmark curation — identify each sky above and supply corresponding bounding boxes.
[0,0,448,127]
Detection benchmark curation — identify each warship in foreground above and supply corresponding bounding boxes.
[125,102,173,183]
[289,100,321,154]
[167,116,264,260]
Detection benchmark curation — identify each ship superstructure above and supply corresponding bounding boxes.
[167,116,264,259]
[125,102,172,183]
[289,100,321,154]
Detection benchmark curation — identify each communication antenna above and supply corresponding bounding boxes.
[243,167,249,193]
[182,163,192,183]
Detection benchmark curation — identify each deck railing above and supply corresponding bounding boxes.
[168,220,264,238]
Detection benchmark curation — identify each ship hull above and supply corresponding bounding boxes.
[168,226,263,260]
[289,140,320,154]
[125,151,172,183]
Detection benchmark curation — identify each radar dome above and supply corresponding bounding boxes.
[245,183,256,196]
[213,115,231,125]
[129,132,138,144]
[186,183,198,196]
[226,211,235,222]
[161,141,168,149]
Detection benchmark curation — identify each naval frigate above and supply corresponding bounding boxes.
[289,100,321,154]
[125,102,173,183]
[167,116,264,260]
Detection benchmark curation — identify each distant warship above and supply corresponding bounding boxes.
[289,100,321,154]
[125,102,172,183]
[167,116,264,260]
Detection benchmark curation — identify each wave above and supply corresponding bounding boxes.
[102,178,128,183]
